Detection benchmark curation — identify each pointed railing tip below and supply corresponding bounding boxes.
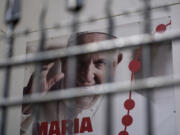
[66,0,84,12]
[4,0,21,27]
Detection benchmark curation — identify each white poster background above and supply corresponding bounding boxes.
[24,16,176,135]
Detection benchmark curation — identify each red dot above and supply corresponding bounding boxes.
[119,131,129,135]
[124,99,135,110]
[128,60,141,72]
[122,115,133,126]
[156,24,166,33]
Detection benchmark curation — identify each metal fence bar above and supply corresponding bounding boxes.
[0,0,21,135]
[0,25,14,135]
[0,29,180,68]
[65,1,83,134]
[0,75,177,107]
[31,4,47,135]
[142,0,153,134]
[105,0,114,134]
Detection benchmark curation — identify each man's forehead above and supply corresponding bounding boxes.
[77,51,117,62]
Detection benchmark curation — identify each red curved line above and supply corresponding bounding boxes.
[166,20,171,26]
[135,48,142,60]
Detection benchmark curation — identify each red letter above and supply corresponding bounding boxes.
[62,120,73,135]
[80,117,93,133]
[38,122,48,135]
[74,118,79,133]
[49,121,60,135]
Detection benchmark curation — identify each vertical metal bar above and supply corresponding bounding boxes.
[65,13,78,135]
[66,13,79,89]
[32,5,47,135]
[105,0,114,134]
[142,0,153,135]
[66,1,83,134]
[0,25,14,135]
[0,0,21,134]
[66,0,83,88]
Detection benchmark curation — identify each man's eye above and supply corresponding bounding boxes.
[94,60,106,67]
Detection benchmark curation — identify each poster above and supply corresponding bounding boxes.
[20,16,177,135]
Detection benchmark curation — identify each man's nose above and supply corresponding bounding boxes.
[83,63,95,84]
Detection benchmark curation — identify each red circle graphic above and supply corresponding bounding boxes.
[122,115,133,126]
[128,60,141,73]
[124,99,135,110]
[119,130,129,135]
[156,24,166,33]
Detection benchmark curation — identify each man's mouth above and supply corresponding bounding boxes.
[76,82,95,87]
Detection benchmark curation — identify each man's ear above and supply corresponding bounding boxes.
[117,53,123,64]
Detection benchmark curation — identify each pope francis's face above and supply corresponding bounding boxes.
[64,33,122,110]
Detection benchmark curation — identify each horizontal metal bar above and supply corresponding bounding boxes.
[0,75,178,107]
[0,29,180,68]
